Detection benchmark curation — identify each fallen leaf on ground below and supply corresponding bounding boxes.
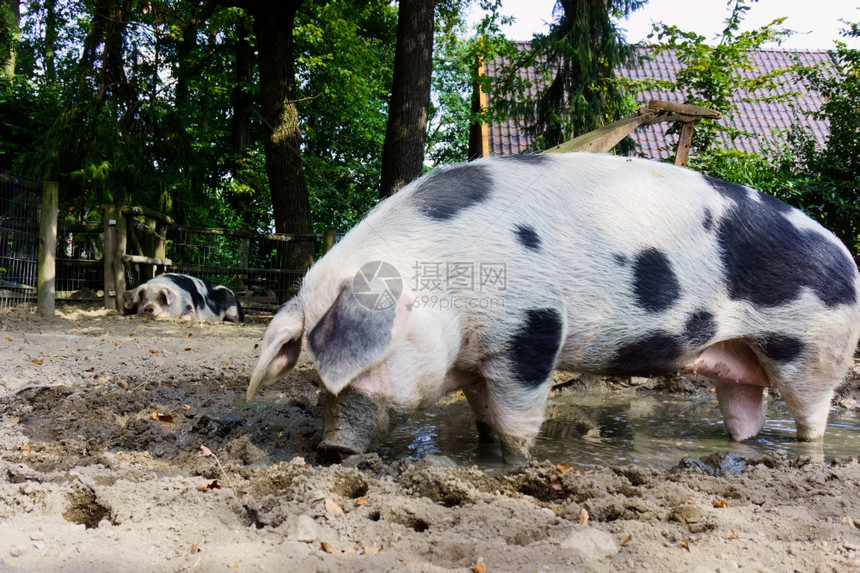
[619,534,633,547]
[354,496,368,506]
[29,359,43,365]
[195,479,220,492]
[19,444,31,452]
[184,347,192,351]
[320,541,337,553]
[363,542,380,555]
[325,499,345,516]
[471,561,488,573]
[556,463,574,474]
[714,499,730,508]
[152,412,174,423]
[9,418,19,425]
[189,543,201,554]
[149,349,164,354]
[579,508,589,525]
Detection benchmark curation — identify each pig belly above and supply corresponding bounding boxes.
[685,340,770,387]
[683,340,770,441]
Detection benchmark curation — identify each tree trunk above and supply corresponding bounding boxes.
[252,0,313,295]
[2,0,19,78]
[44,0,57,83]
[378,0,435,198]
[231,14,253,163]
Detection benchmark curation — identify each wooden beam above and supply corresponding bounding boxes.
[544,110,660,154]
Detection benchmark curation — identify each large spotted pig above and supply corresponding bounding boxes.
[130,273,244,323]
[248,153,860,465]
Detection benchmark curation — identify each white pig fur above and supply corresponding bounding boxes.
[249,153,860,464]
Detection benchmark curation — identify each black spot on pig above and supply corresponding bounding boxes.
[164,273,244,322]
[633,248,681,313]
[499,154,551,166]
[613,253,628,266]
[707,176,792,214]
[757,333,805,364]
[165,274,206,311]
[684,310,717,347]
[414,164,492,221]
[705,176,857,309]
[508,308,563,388]
[607,331,683,376]
[702,208,714,232]
[514,224,542,251]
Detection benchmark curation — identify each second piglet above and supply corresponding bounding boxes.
[248,153,860,466]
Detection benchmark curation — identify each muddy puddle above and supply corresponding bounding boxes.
[373,391,860,473]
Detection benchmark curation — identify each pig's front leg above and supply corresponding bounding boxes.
[460,372,551,466]
[459,374,499,443]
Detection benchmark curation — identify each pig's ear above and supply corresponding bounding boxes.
[247,297,304,400]
[131,285,146,304]
[162,285,177,307]
[307,281,411,395]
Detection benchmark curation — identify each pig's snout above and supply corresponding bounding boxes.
[317,387,389,463]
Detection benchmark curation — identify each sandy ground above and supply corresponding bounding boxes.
[1,305,859,572]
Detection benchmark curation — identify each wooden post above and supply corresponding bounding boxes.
[115,208,127,300]
[141,218,161,279]
[322,229,336,254]
[103,205,118,310]
[674,122,696,167]
[37,181,58,316]
[240,238,250,268]
[154,221,167,274]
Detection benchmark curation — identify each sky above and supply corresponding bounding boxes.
[469,0,859,50]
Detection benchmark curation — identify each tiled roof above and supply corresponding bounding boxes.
[481,45,833,159]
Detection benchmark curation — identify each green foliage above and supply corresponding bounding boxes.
[776,22,860,256]
[648,0,794,152]
[2,0,400,235]
[296,0,398,233]
[485,0,646,151]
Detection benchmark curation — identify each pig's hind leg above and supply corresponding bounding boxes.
[768,348,852,442]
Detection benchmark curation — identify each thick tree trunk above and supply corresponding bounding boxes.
[2,0,19,78]
[231,15,253,162]
[378,0,435,198]
[252,0,313,295]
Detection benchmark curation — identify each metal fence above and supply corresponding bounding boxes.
[57,220,105,299]
[155,225,326,314]
[0,171,41,310]
[0,171,341,316]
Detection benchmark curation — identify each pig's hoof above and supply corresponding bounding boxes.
[317,441,362,463]
[475,421,499,444]
[499,435,532,468]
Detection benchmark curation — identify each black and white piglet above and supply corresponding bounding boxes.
[248,153,860,465]
[129,273,244,323]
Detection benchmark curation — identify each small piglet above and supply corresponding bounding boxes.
[248,153,860,465]
[129,273,244,323]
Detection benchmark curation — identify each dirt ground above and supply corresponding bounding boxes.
[1,306,859,573]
